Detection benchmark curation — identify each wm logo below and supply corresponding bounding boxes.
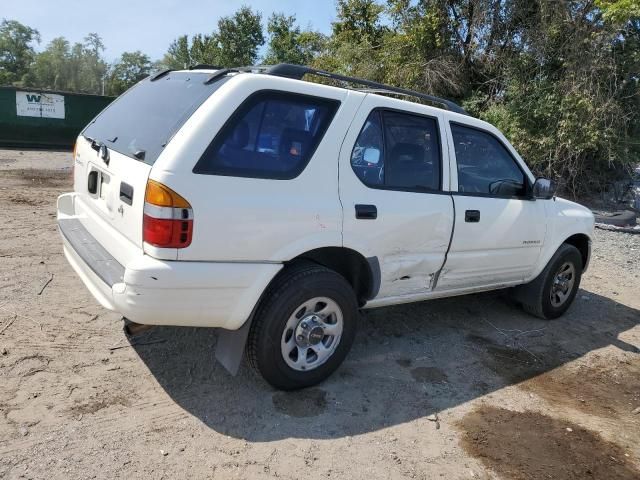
[26,94,41,103]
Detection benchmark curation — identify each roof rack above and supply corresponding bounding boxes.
[264,64,468,115]
[190,63,468,115]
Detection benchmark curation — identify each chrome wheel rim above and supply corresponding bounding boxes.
[550,262,576,307]
[280,297,343,371]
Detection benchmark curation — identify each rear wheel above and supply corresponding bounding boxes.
[512,243,583,320]
[247,262,358,390]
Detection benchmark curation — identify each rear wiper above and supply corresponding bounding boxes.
[82,135,102,152]
[130,148,146,161]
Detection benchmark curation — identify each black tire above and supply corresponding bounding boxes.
[246,262,358,390]
[512,244,583,320]
[592,210,636,227]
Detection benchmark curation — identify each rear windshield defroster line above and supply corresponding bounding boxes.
[82,72,228,165]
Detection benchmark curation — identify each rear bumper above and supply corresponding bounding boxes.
[57,192,281,329]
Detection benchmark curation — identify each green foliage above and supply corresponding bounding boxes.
[0,19,40,85]
[164,35,191,69]
[106,51,151,96]
[263,13,325,65]
[333,0,386,45]
[215,6,265,66]
[313,0,387,81]
[314,0,640,194]
[22,34,107,94]
[595,0,640,23]
[162,6,264,68]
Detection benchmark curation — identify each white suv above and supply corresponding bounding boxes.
[57,64,594,390]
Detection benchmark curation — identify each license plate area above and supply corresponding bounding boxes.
[86,163,113,218]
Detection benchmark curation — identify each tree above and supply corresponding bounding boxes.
[214,6,265,66]
[162,6,264,68]
[163,35,191,69]
[596,0,640,23]
[23,37,71,91]
[23,33,107,94]
[332,0,386,45]
[313,0,386,80]
[75,33,108,93]
[106,51,151,96]
[264,13,326,65]
[311,0,640,193]
[0,19,40,85]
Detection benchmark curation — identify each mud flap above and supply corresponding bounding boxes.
[214,318,252,375]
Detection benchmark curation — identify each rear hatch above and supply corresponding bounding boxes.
[73,71,227,261]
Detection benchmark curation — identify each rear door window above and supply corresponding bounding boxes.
[194,91,340,179]
[351,109,441,191]
[83,72,226,165]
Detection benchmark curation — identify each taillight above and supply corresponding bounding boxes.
[143,180,193,248]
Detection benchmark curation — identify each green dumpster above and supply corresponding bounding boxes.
[0,86,114,150]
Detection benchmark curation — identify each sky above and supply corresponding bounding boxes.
[3,0,339,62]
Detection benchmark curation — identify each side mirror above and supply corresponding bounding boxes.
[532,178,556,199]
[363,147,381,165]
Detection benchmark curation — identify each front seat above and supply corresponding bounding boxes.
[386,142,432,188]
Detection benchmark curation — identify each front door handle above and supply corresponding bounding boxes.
[355,204,377,220]
[465,210,480,222]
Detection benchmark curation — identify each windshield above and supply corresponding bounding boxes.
[83,71,227,165]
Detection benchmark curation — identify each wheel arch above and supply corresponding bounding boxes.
[563,233,591,272]
[288,247,380,306]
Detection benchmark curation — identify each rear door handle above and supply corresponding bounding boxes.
[465,210,480,222]
[355,204,377,220]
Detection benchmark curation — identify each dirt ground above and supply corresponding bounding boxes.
[0,149,639,480]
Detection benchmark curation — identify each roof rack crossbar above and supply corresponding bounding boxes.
[264,63,467,115]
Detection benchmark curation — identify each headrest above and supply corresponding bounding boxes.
[279,128,312,157]
[390,142,424,163]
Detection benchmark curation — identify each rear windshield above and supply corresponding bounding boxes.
[83,72,226,165]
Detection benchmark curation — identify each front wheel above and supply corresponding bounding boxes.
[246,262,358,390]
[513,243,583,320]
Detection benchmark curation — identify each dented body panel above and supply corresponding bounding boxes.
[339,94,455,299]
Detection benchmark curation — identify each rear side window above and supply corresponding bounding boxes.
[194,91,340,179]
[351,109,441,191]
[83,72,226,165]
[451,123,526,197]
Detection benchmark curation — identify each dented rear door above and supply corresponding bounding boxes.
[339,95,454,300]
